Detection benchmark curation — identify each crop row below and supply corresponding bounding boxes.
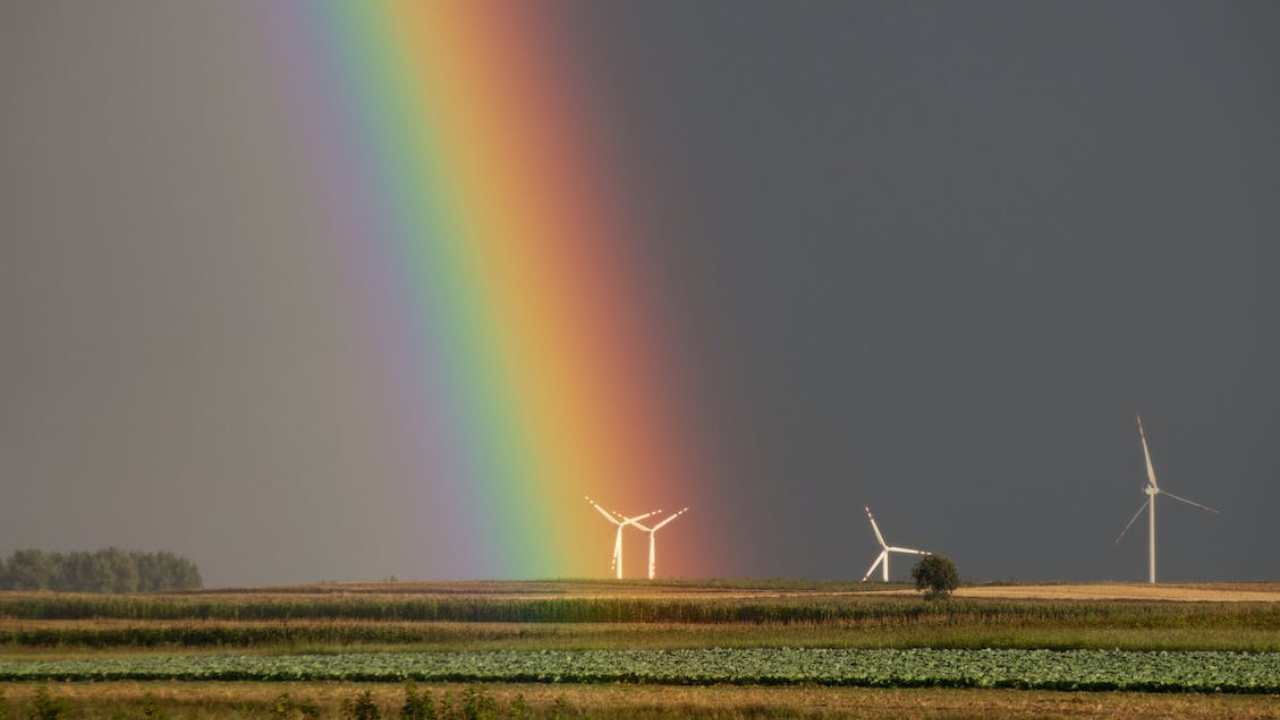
[3,648,1280,693]
[0,622,469,648]
[5,620,1280,653]
[4,594,1279,627]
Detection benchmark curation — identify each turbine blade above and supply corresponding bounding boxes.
[586,496,621,526]
[865,506,887,548]
[652,507,690,532]
[621,510,660,526]
[1115,498,1149,544]
[861,551,886,582]
[1137,415,1159,489]
[1161,490,1220,514]
[888,546,927,555]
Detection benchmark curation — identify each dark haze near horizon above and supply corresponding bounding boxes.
[2,1,1277,586]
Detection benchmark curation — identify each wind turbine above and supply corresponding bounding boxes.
[1115,415,1219,584]
[861,506,930,582]
[632,507,689,580]
[585,496,659,579]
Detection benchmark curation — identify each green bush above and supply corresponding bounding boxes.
[271,693,320,720]
[912,555,960,600]
[343,691,380,720]
[400,683,435,720]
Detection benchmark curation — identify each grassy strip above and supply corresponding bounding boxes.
[3,620,1280,654]
[5,593,1280,626]
[4,648,1280,693]
[197,578,907,595]
[4,681,1279,720]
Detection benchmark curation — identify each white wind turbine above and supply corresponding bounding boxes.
[585,496,659,579]
[860,506,930,582]
[1115,415,1219,584]
[632,507,689,580]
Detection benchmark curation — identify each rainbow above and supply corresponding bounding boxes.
[265,2,706,578]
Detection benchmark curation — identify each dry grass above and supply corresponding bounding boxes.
[196,580,1280,602]
[949,584,1280,603]
[2,681,1279,719]
[188,578,904,599]
[7,581,1278,603]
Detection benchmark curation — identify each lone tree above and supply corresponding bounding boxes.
[911,554,959,600]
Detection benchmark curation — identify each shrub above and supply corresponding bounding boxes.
[272,692,321,720]
[459,687,497,720]
[912,555,960,600]
[400,683,435,720]
[342,691,380,720]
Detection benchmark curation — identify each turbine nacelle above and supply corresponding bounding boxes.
[585,496,660,580]
[631,507,690,580]
[1115,415,1219,583]
[860,506,931,583]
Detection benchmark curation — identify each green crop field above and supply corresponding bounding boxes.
[4,648,1280,693]
[4,581,1280,718]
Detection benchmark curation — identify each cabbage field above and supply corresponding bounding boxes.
[4,648,1280,693]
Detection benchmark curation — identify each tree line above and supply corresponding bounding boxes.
[0,548,202,593]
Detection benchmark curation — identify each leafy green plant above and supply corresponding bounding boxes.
[4,648,1280,693]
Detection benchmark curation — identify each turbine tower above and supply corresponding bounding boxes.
[632,507,689,580]
[585,496,659,579]
[860,506,930,582]
[1115,415,1219,584]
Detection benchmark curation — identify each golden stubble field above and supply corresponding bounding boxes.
[920,583,1280,603]
[182,580,1280,602]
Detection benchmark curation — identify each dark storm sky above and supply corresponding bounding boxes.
[3,1,1277,585]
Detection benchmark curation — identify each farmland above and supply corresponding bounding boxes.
[5,647,1280,692]
[2,581,1280,718]
[5,682,1280,720]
